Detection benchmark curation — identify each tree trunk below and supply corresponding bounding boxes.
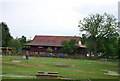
[93,37,97,56]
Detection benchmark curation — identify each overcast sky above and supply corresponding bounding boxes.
[0,0,120,39]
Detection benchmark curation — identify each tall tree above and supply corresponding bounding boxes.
[78,13,119,57]
[1,22,13,47]
[118,37,120,59]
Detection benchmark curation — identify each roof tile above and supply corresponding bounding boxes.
[23,35,86,48]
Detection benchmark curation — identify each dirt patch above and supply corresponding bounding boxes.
[16,63,46,68]
[55,65,74,67]
[11,60,21,62]
[75,70,86,72]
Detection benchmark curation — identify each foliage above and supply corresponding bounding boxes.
[78,13,119,58]
[8,39,22,53]
[61,39,79,54]
[1,22,13,47]
[47,47,53,52]
[17,35,32,50]
[0,22,31,53]
[18,36,27,44]
[118,37,120,59]
[18,35,32,44]
[97,36,118,58]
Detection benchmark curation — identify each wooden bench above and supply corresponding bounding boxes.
[11,58,21,62]
[36,71,59,79]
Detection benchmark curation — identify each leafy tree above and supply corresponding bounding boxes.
[18,36,32,46]
[61,39,79,54]
[8,39,22,53]
[78,13,119,57]
[118,37,120,59]
[1,22,13,47]
[97,36,118,58]
[18,35,27,44]
[0,22,32,54]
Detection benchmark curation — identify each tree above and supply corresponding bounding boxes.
[61,39,79,54]
[118,37,120,59]
[18,35,27,44]
[97,35,118,58]
[78,13,119,57]
[8,39,22,53]
[1,22,13,47]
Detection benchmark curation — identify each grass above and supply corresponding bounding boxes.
[2,56,119,79]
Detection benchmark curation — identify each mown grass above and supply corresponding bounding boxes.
[2,56,119,79]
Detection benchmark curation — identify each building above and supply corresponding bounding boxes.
[23,35,87,56]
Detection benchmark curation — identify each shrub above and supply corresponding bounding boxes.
[47,47,53,52]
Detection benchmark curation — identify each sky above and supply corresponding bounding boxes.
[0,0,120,39]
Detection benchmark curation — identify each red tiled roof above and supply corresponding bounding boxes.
[23,35,86,48]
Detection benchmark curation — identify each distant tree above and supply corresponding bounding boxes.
[1,22,13,47]
[78,13,119,57]
[61,39,79,54]
[26,39,32,43]
[8,39,22,53]
[18,35,27,44]
[18,35,32,45]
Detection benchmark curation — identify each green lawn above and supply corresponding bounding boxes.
[2,56,119,79]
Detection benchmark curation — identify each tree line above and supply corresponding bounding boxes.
[0,22,31,54]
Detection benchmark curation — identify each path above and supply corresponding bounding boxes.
[0,74,35,78]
